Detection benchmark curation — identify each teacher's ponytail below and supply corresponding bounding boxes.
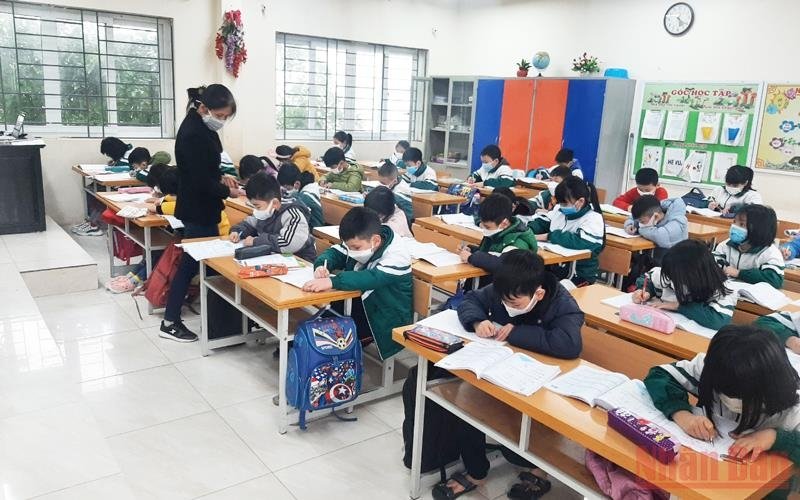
[185,84,237,115]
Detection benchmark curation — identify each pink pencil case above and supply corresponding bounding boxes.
[620,303,675,334]
[118,186,151,194]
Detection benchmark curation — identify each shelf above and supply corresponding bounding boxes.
[450,103,473,107]
[430,128,447,133]
[449,130,471,134]
[431,103,448,107]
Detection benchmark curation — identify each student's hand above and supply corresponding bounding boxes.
[534,172,543,180]
[787,337,800,354]
[302,278,333,292]
[720,207,730,216]
[146,203,157,214]
[473,320,497,338]
[782,246,792,260]
[627,205,633,212]
[221,175,238,190]
[652,301,679,311]
[723,266,740,278]
[466,177,475,185]
[672,410,717,442]
[229,232,240,243]
[242,236,255,247]
[707,201,719,211]
[459,246,472,263]
[632,289,651,304]
[729,429,777,462]
[625,225,638,235]
[144,197,160,204]
[314,266,331,278]
[495,323,515,342]
[535,233,549,242]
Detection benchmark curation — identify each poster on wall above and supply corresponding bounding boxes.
[632,82,761,186]
[755,84,800,173]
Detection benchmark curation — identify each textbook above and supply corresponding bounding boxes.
[605,225,639,239]
[438,213,479,229]
[435,342,561,396]
[404,239,462,266]
[600,204,630,216]
[538,242,588,257]
[601,293,717,339]
[725,280,790,311]
[417,309,505,346]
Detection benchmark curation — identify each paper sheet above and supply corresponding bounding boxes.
[93,173,133,182]
[273,266,316,288]
[695,112,721,144]
[641,109,666,139]
[316,225,340,241]
[545,365,629,406]
[686,206,721,217]
[409,187,436,194]
[179,240,243,260]
[662,148,687,177]
[418,251,462,267]
[237,254,301,268]
[721,113,747,147]
[482,353,561,396]
[417,309,506,346]
[682,150,710,183]
[539,242,588,257]
[434,342,514,377]
[663,110,689,141]
[104,192,150,203]
[786,258,800,268]
[605,225,639,239]
[439,213,479,229]
[162,215,184,229]
[601,292,719,339]
[115,206,148,219]
[711,152,739,184]
[78,164,111,174]
[600,204,630,216]
[640,145,663,171]
[361,180,380,189]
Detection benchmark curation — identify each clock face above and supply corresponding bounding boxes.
[664,2,694,36]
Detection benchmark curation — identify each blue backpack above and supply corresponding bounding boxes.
[442,183,480,215]
[286,308,363,429]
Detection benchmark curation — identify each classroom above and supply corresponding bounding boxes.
[3,0,800,498]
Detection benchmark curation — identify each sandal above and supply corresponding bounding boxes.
[507,470,551,499]
[432,472,479,500]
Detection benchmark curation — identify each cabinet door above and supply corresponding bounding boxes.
[562,79,606,182]
[528,79,569,170]
[470,79,504,172]
[498,80,534,169]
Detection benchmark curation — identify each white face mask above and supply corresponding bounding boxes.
[725,185,743,196]
[481,226,503,237]
[637,189,653,196]
[202,112,226,131]
[639,213,658,228]
[503,295,538,317]
[252,202,275,221]
[482,162,494,170]
[347,246,374,264]
[719,394,743,414]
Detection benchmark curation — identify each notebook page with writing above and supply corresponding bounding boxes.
[538,242,588,257]
[417,309,506,346]
[600,204,631,216]
[481,353,561,396]
[725,280,790,311]
[434,342,514,378]
[605,226,639,239]
[686,206,721,218]
[273,266,316,288]
[545,365,629,406]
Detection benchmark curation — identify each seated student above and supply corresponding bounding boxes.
[491,186,535,219]
[433,250,583,499]
[333,130,357,164]
[644,324,800,485]
[755,309,800,354]
[713,204,784,289]
[706,165,762,214]
[100,137,133,171]
[240,154,278,179]
[612,167,669,211]
[275,145,318,180]
[468,145,515,188]
[228,172,316,262]
[127,147,151,182]
[320,147,364,192]
[303,207,413,360]
[377,161,413,221]
[530,165,572,213]
[781,234,800,261]
[401,147,438,191]
[364,186,412,238]
[277,162,322,229]
[529,176,605,286]
[634,239,736,330]
[387,140,410,168]
[624,195,688,264]
[534,148,584,180]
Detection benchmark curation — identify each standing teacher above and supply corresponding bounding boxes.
[160,84,238,342]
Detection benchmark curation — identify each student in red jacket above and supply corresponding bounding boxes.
[612,167,668,211]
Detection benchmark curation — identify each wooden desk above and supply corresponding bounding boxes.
[736,288,800,317]
[436,177,542,199]
[604,212,729,244]
[785,267,800,293]
[72,164,144,189]
[320,193,359,225]
[396,329,794,500]
[411,192,465,218]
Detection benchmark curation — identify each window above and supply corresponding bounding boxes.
[0,1,174,138]
[275,33,427,141]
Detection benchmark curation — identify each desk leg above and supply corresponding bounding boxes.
[107,225,115,277]
[410,354,428,499]
[278,308,289,434]
[144,227,153,315]
[200,261,209,356]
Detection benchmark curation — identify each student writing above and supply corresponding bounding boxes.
[624,195,688,264]
[402,147,438,191]
[320,147,364,192]
[277,162,322,229]
[530,165,572,213]
[706,165,762,214]
[469,145,515,188]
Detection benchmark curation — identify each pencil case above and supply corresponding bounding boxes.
[620,303,675,334]
[234,245,271,260]
[237,265,288,279]
[608,408,679,464]
[338,193,364,204]
[118,186,151,194]
[403,325,463,354]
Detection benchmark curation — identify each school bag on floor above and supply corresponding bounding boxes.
[286,308,363,429]
[133,243,198,308]
[111,229,142,265]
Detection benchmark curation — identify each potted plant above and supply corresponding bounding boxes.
[571,52,600,76]
[516,59,532,77]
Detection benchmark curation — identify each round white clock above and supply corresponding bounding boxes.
[664,2,694,36]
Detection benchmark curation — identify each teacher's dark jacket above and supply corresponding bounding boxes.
[174,109,231,225]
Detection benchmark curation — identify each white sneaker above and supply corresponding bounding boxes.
[74,224,103,236]
[70,221,90,233]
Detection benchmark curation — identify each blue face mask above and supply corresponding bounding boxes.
[406,166,418,176]
[729,224,748,244]
[559,204,578,216]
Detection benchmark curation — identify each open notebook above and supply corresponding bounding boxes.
[601,293,717,339]
[404,239,462,267]
[435,342,561,396]
[686,206,721,218]
[417,309,505,346]
[236,254,301,268]
[724,280,790,311]
[600,204,630,216]
[605,225,639,239]
[438,213,480,229]
[538,242,588,257]
[546,366,738,458]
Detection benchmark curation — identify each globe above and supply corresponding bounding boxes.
[532,51,550,76]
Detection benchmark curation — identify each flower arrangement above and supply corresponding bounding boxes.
[516,59,532,77]
[215,10,247,78]
[571,52,600,75]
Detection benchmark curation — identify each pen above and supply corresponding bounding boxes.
[641,275,650,303]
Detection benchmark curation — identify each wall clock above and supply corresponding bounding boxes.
[664,2,694,36]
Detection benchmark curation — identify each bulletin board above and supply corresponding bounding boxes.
[632,82,761,187]
[755,84,800,173]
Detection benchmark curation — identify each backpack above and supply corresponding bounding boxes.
[286,308,363,430]
[134,243,197,307]
[681,187,707,208]
[111,229,142,265]
[442,184,480,215]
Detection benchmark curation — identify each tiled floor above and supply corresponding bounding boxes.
[0,230,583,499]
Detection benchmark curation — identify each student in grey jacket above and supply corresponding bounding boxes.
[624,196,688,264]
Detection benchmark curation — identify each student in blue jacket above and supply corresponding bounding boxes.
[624,195,688,265]
[431,250,584,500]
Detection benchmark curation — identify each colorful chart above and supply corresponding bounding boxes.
[755,84,800,173]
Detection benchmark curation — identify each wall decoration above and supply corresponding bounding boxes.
[215,10,248,78]
[755,84,800,173]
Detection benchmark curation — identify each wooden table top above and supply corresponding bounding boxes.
[72,164,144,187]
[603,212,729,242]
[393,329,794,500]
[411,191,465,206]
[225,196,252,215]
[94,192,167,228]
[786,267,800,283]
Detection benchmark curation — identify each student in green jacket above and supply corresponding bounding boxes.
[128,147,151,183]
[531,165,572,213]
[459,194,537,274]
[303,207,413,359]
[320,147,364,192]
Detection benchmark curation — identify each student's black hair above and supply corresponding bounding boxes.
[554,176,602,214]
[186,84,236,115]
[340,206,382,242]
[275,145,297,159]
[323,147,346,168]
[736,204,777,249]
[146,163,169,188]
[725,165,755,192]
[364,186,396,222]
[298,171,315,187]
[491,187,515,201]
[127,147,151,166]
[157,166,179,195]
[402,147,423,164]
[549,165,573,180]
[494,250,546,300]
[333,130,353,149]
[378,161,399,179]
[480,144,502,161]
[100,137,130,161]
[244,171,280,202]
[661,240,729,305]
[699,324,799,435]
[631,195,663,220]
[555,148,574,164]
[396,140,410,151]
[239,155,266,181]
[277,162,301,187]
[479,193,513,225]
[635,167,660,186]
